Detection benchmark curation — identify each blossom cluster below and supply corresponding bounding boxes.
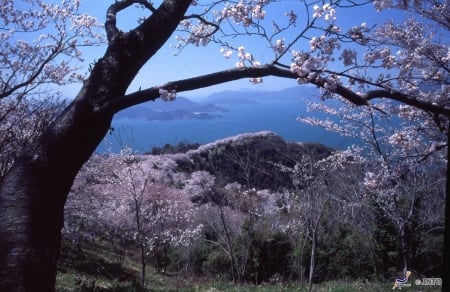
[175,19,215,47]
[159,88,177,101]
[290,51,323,83]
[68,151,206,257]
[347,22,369,45]
[312,3,336,22]
[340,49,357,66]
[372,0,424,11]
[309,34,340,54]
[235,46,253,68]
[0,0,105,182]
[1,0,103,97]
[228,45,263,84]
[220,48,233,58]
[272,39,286,54]
[217,0,269,26]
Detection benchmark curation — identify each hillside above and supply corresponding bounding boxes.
[172,131,333,190]
[62,131,444,291]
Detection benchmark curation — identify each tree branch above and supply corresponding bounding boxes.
[105,0,157,42]
[364,90,450,117]
[0,39,63,100]
[105,1,131,42]
[102,64,449,119]
[101,65,284,113]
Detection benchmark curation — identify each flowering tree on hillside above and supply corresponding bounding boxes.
[277,148,370,290]
[66,150,203,285]
[0,0,448,290]
[299,87,447,276]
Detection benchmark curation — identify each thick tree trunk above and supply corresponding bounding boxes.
[0,98,113,290]
[0,44,139,288]
[0,2,192,290]
[0,27,140,292]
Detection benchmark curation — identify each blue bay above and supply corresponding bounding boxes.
[97,96,354,154]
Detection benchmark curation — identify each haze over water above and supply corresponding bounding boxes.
[97,88,354,154]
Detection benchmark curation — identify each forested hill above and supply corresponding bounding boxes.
[151,131,334,190]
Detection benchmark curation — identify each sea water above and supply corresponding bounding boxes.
[97,98,354,154]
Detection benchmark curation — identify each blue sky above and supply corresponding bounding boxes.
[65,1,402,100]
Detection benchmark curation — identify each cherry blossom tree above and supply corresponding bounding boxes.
[0,0,448,290]
[106,149,153,286]
[65,149,203,285]
[298,88,447,276]
[0,96,66,184]
[64,154,111,245]
[293,0,449,284]
[197,183,258,284]
[0,0,103,182]
[276,148,369,290]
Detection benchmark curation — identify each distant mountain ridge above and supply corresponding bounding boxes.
[203,86,319,104]
[114,96,227,120]
[114,86,320,121]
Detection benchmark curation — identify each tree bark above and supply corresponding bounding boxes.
[0,95,113,290]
